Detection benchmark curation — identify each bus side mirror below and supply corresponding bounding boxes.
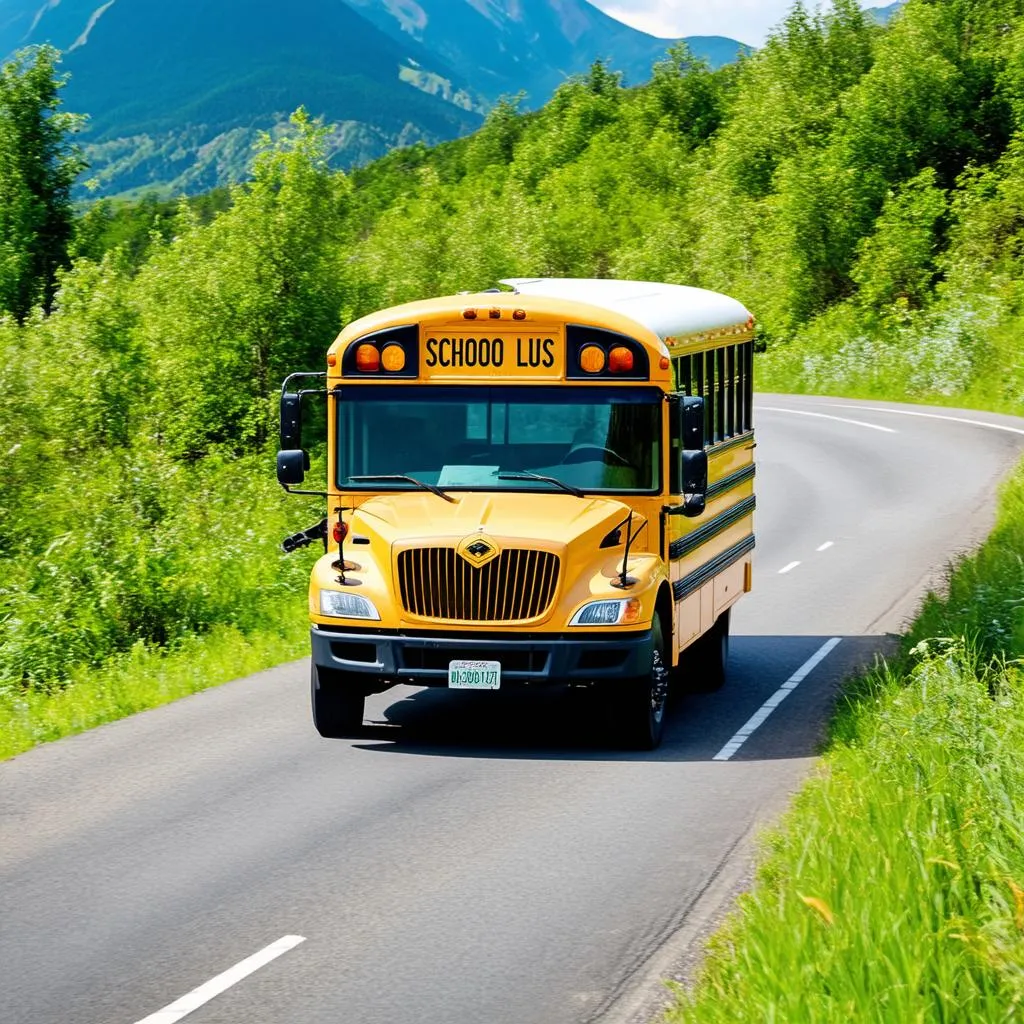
[277,449,310,486]
[281,392,303,450]
[680,450,708,518]
[681,395,705,450]
[666,394,708,518]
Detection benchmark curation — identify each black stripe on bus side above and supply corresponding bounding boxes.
[673,535,756,603]
[669,494,757,562]
[706,464,756,502]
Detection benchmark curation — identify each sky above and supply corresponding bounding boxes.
[587,0,882,47]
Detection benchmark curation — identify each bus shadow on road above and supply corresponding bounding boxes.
[350,634,894,762]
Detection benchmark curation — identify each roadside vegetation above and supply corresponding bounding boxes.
[3,0,1024,760]
[670,463,1024,1022]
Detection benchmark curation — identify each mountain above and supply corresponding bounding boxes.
[345,0,749,99]
[0,0,485,194]
[0,0,748,197]
[864,2,905,25]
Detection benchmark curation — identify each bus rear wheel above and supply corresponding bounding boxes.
[311,663,365,738]
[686,609,730,693]
[611,615,670,750]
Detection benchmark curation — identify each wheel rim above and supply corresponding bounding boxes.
[650,648,669,724]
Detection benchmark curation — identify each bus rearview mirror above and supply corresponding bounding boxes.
[277,449,310,486]
[680,450,708,519]
[280,392,303,451]
[681,395,705,450]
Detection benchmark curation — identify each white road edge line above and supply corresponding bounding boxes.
[818,404,1024,437]
[817,541,834,552]
[133,935,306,1024]
[778,561,801,574]
[713,638,842,762]
[758,406,898,433]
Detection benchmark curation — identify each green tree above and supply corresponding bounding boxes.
[852,167,947,311]
[138,109,350,455]
[0,46,85,320]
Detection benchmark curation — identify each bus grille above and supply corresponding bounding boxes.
[397,548,560,622]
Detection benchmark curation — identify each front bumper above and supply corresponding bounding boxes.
[311,624,653,690]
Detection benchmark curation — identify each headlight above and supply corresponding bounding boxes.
[570,597,642,626]
[320,590,380,620]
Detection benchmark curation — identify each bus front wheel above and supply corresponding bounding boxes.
[611,615,670,750]
[311,663,365,738]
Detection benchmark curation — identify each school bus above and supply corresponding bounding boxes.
[278,278,755,749]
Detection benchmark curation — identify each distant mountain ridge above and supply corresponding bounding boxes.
[0,0,749,196]
[345,0,747,97]
[865,2,906,25]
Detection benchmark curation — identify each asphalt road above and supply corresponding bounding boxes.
[3,395,1024,1024]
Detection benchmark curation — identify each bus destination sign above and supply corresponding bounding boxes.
[421,330,565,379]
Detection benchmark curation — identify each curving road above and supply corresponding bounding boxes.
[3,396,1024,1024]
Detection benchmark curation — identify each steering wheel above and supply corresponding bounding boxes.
[560,444,631,467]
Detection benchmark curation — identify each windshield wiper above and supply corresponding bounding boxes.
[497,471,584,498]
[348,475,457,503]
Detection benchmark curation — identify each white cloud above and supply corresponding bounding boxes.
[589,0,881,48]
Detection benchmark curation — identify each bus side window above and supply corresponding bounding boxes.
[716,348,727,441]
[726,345,737,437]
[743,341,754,432]
[704,350,716,444]
[674,340,754,445]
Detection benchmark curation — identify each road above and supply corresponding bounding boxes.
[3,395,1024,1024]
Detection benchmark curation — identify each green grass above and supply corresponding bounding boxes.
[668,463,1024,1022]
[0,609,308,761]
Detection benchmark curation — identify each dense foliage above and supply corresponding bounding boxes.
[3,0,1024,695]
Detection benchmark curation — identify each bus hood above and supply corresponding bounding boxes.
[349,491,637,552]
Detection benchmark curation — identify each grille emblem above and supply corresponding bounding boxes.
[457,533,500,568]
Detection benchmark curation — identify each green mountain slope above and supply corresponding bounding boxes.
[864,2,906,24]
[346,0,749,97]
[1,0,484,194]
[0,0,747,195]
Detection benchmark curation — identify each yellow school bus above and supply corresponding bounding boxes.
[278,278,755,749]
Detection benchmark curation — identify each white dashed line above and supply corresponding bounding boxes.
[778,561,801,574]
[134,935,306,1024]
[758,407,898,433]
[816,541,834,552]
[713,638,842,761]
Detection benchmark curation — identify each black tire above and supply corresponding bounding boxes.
[310,662,365,738]
[610,615,670,750]
[685,609,730,693]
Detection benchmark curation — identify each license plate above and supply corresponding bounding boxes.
[448,660,501,690]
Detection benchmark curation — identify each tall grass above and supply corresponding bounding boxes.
[0,615,308,760]
[670,464,1024,1022]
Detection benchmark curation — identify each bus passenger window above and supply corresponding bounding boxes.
[726,345,737,437]
[743,342,754,431]
[716,348,727,442]
[704,351,716,444]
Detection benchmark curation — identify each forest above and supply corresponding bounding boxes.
[2,0,1023,707]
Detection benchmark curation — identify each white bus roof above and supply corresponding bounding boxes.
[500,278,752,342]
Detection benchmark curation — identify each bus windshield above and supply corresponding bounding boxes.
[336,386,662,494]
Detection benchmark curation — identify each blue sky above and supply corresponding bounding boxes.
[588,1,882,47]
